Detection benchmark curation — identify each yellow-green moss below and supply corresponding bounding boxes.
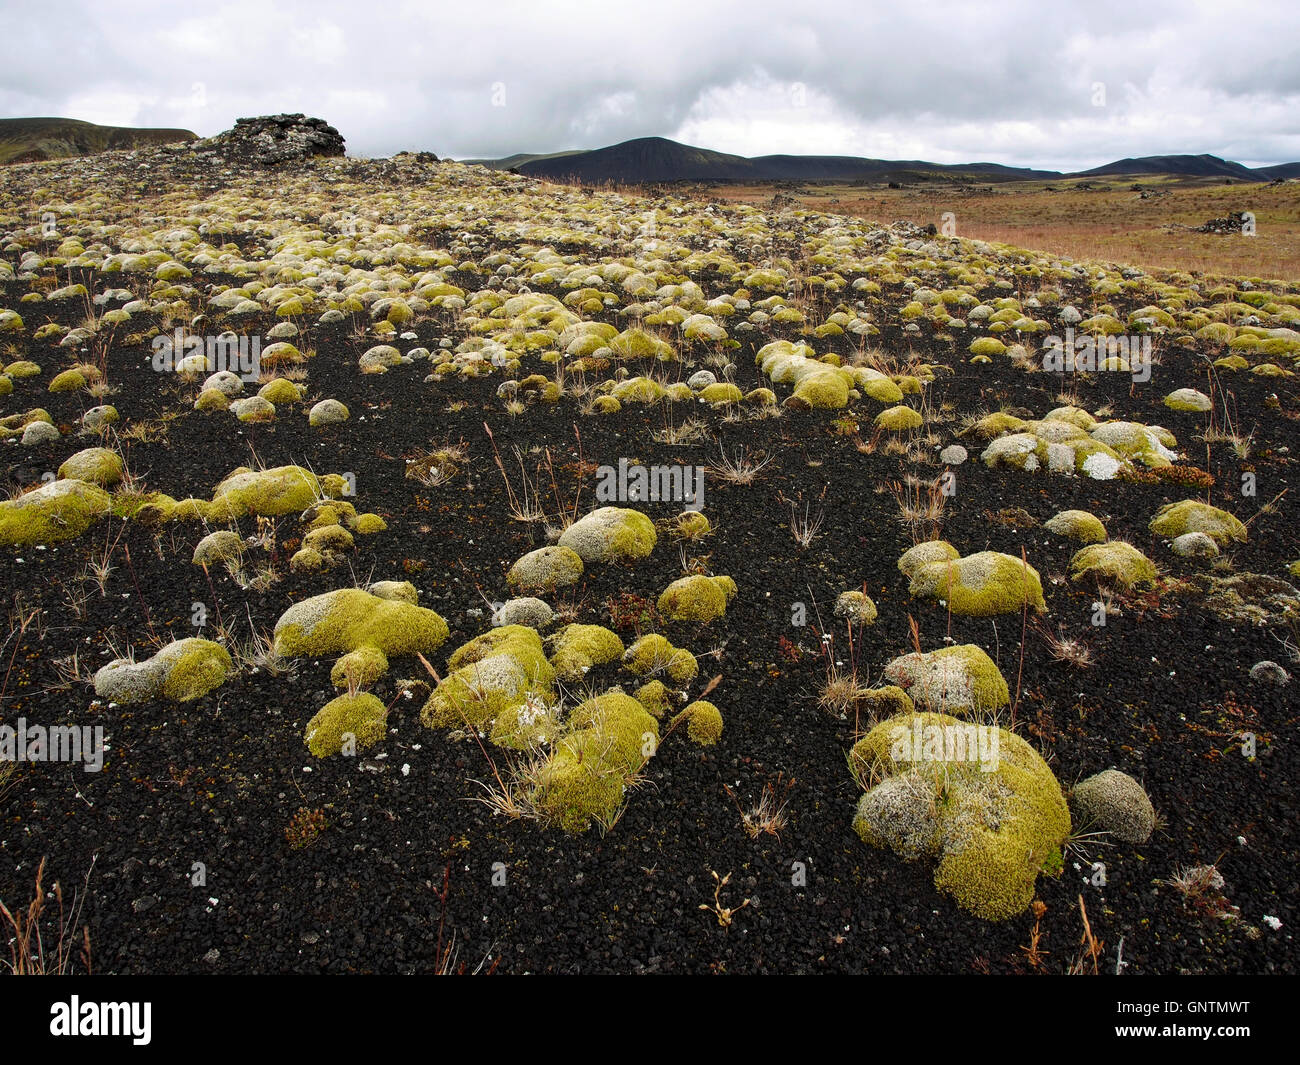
[634,679,672,718]
[93,637,232,705]
[673,699,723,745]
[48,368,87,392]
[908,551,1045,616]
[57,447,124,488]
[874,405,923,432]
[209,465,322,518]
[1043,509,1107,544]
[1068,542,1158,589]
[274,588,450,663]
[1149,500,1247,546]
[330,645,390,690]
[557,506,656,563]
[657,574,736,622]
[305,692,388,757]
[882,645,1010,716]
[623,633,698,685]
[548,623,625,681]
[533,692,659,831]
[699,382,743,404]
[421,626,554,731]
[507,545,585,592]
[0,479,112,547]
[850,711,1070,921]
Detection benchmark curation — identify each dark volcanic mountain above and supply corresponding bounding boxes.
[1071,153,1259,180]
[470,136,1298,186]
[0,117,197,164]
[478,136,1062,184]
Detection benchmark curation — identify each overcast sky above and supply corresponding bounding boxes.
[3,0,1298,169]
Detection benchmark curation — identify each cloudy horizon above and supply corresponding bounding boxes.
[3,0,1299,171]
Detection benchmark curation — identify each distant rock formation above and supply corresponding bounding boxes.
[198,114,346,165]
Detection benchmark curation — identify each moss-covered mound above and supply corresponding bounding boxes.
[0,478,112,546]
[547,623,624,681]
[1149,500,1247,546]
[533,691,659,832]
[93,638,233,704]
[657,574,736,622]
[672,699,723,745]
[907,550,1045,616]
[557,506,656,563]
[850,711,1070,921]
[1043,509,1107,544]
[421,625,555,732]
[882,645,1010,716]
[506,545,585,592]
[304,692,388,757]
[1070,769,1155,843]
[274,588,450,678]
[1068,542,1158,589]
[622,633,698,685]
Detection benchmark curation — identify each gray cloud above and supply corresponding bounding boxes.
[2,0,1298,169]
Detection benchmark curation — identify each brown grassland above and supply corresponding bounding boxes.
[697,176,1300,283]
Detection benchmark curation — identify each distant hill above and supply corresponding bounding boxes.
[0,117,197,164]
[493,136,1062,184]
[1071,154,1258,180]
[1254,161,1300,180]
[463,149,587,170]
[469,137,1299,187]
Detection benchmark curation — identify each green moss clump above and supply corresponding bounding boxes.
[48,368,87,392]
[1068,542,1158,589]
[743,387,777,406]
[609,328,673,360]
[57,447,124,488]
[874,405,923,432]
[195,388,230,411]
[1070,769,1155,843]
[672,700,723,745]
[897,540,960,578]
[507,545,585,592]
[1149,500,1247,546]
[908,551,1045,616]
[968,337,1007,357]
[882,645,1009,716]
[834,589,878,626]
[557,506,657,563]
[657,574,736,622]
[274,588,450,664]
[305,693,388,757]
[192,529,244,566]
[699,382,743,404]
[0,479,112,546]
[354,513,387,534]
[548,623,625,682]
[330,646,390,690]
[789,369,850,409]
[303,523,354,555]
[94,638,233,705]
[258,378,303,404]
[634,679,672,718]
[850,711,1070,921]
[533,692,659,832]
[209,465,322,518]
[611,376,668,404]
[421,626,554,731]
[1043,509,1107,544]
[623,633,698,685]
